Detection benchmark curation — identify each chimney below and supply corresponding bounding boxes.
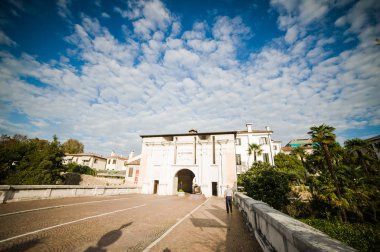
[265,126,270,131]
[246,123,253,132]
[129,151,134,159]
[111,151,116,156]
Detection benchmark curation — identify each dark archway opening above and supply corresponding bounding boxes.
[176,169,195,193]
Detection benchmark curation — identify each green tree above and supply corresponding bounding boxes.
[238,162,291,211]
[275,153,305,183]
[291,146,307,167]
[248,143,263,164]
[308,124,347,221]
[0,135,65,185]
[63,139,84,154]
[344,138,373,176]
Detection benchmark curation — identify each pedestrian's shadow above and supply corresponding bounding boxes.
[85,222,133,252]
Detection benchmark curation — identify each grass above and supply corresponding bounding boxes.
[300,218,380,252]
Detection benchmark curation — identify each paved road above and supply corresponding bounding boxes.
[0,194,261,251]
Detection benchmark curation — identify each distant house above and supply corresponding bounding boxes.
[235,123,281,174]
[272,140,282,156]
[63,153,107,170]
[281,139,315,155]
[124,153,141,186]
[366,135,380,160]
[105,151,129,171]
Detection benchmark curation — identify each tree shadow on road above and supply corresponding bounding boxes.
[84,222,133,252]
[0,238,40,252]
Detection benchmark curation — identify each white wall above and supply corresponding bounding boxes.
[235,132,279,174]
[63,155,106,170]
[106,157,127,171]
[139,133,237,197]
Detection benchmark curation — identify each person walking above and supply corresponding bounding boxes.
[224,185,233,214]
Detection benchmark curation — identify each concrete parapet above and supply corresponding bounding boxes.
[0,185,141,203]
[234,192,357,252]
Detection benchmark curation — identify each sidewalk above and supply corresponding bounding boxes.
[147,196,263,252]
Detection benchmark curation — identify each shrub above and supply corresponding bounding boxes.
[64,163,96,176]
[238,163,291,211]
[286,199,312,218]
[301,218,380,252]
[62,172,81,185]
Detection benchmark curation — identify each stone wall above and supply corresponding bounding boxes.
[0,185,141,203]
[234,192,357,252]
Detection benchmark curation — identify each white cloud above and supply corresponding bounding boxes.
[101,12,110,18]
[57,0,72,19]
[298,0,329,25]
[115,0,174,39]
[0,30,17,46]
[284,25,298,43]
[1,0,379,155]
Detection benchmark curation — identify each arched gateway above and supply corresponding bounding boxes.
[173,169,195,193]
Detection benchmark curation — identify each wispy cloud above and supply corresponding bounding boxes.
[0,0,379,154]
[57,0,72,19]
[0,30,17,46]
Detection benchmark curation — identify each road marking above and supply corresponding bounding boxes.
[0,195,142,217]
[0,204,146,244]
[142,197,211,252]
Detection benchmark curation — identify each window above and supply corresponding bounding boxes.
[164,136,173,141]
[235,138,241,145]
[108,159,111,164]
[263,153,270,163]
[260,137,268,145]
[236,154,241,165]
[273,145,277,150]
[128,167,133,177]
[112,159,116,164]
[94,159,98,163]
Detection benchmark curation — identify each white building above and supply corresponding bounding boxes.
[235,123,281,174]
[105,151,129,171]
[139,130,237,197]
[366,135,380,160]
[63,153,107,170]
[281,139,315,155]
[124,153,141,186]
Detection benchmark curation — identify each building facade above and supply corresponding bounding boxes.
[235,123,281,174]
[124,154,141,186]
[139,131,237,197]
[281,139,315,155]
[63,153,107,170]
[366,135,380,160]
[105,151,129,171]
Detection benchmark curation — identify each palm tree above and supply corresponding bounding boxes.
[291,146,307,166]
[291,146,307,181]
[308,124,347,221]
[248,143,263,168]
[344,138,370,175]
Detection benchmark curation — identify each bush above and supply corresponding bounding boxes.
[238,162,291,211]
[62,172,81,185]
[301,218,380,252]
[64,163,96,176]
[286,199,312,218]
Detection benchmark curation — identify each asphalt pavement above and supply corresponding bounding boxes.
[0,194,261,251]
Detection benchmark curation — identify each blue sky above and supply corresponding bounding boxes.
[0,0,379,156]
